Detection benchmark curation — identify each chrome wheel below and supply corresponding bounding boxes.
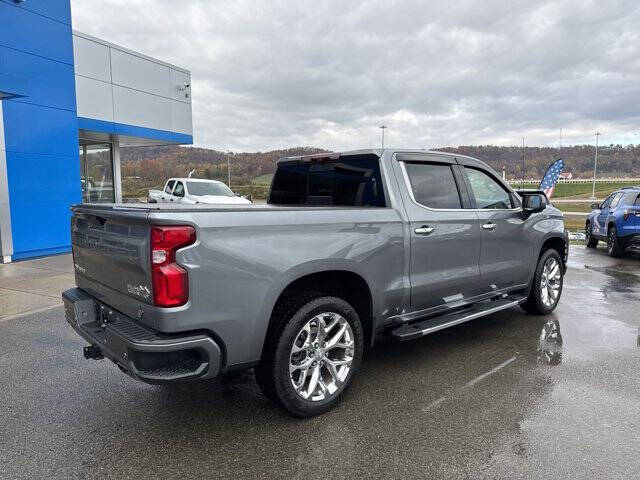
[289,312,354,401]
[540,257,562,308]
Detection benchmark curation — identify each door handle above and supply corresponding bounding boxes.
[414,225,435,235]
[482,222,496,231]
[170,198,174,202]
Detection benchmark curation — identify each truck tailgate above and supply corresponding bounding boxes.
[71,205,153,304]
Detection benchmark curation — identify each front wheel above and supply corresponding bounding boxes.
[255,296,364,417]
[607,226,625,257]
[522,249,564,315]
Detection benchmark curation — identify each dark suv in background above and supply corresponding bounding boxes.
[586,187,640,256]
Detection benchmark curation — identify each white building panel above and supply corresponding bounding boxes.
[75,75,114,121]
[73,31,192,138]
[171,100,193,134]
[170,68,192,104]
[110,48,171,99]
[112,85,172,132]
[73,35,111,82]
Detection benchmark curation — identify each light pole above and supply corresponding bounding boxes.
[226,151,231,187]
[379,125,387,149]
[591,132,601,200]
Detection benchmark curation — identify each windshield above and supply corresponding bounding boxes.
[187,181,234,197]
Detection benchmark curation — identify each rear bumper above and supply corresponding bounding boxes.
[62,288,222,384]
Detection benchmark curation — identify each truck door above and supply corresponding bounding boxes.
[393,154,481,312]
[161,180,176,202]
[459,164,533,291]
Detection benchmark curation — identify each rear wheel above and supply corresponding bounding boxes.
[585,222,598,248]
[522,249,564,315]
[255,295,364,417]
[607,226,625,257]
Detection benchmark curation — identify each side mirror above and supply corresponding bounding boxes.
[522,193,546,215]
[590,202,600,210]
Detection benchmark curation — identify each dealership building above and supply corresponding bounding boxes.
[0,0,193,262]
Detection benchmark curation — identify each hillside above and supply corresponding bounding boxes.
[120,144,640,198]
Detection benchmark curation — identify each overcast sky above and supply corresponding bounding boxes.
[71,0,640,152]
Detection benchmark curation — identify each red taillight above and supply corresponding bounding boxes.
[151,225,196,307]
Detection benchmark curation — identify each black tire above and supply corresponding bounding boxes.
[522,249,564,315]
[255,295,364,417]
[607,226,625,258]
[585,222,598,248]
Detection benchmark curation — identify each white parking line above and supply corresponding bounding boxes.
[0,303,63,323]
[464,356,518,389]
[422,355,518,413]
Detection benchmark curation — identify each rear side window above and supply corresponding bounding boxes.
[403,162,462,209]
[464,167,513,209]
[269,154,386,207]
[165,180,175,194]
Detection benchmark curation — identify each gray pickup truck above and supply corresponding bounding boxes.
[63,149,567,416]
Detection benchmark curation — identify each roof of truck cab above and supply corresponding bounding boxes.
[168,178,225,183]
[278,148,488,169]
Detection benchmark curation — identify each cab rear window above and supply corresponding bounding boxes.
[269,154,386,207]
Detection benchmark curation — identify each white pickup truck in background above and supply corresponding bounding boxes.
[148,178,252,205]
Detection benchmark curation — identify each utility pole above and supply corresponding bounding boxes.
[227,151,231,187]
[521,138,525,190]
[379,125,387,149]
[559,128,562,157]
[591,132,601,200]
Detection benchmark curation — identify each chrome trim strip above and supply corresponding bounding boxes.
[397,156,523,214]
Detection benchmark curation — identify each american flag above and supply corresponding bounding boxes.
[539,158,564,199]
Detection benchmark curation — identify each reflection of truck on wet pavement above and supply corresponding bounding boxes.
[147,178,251,205]
[63,149,567,417]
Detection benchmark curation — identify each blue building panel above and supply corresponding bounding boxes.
[78,117,193,145]
[5,152,81,203]
[1,0,192,261]
[0,1,74,65]
[0,0,72,25]
[9,201,75,259]
[3,100,79,156]
[0,45,76,111]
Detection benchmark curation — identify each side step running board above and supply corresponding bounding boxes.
[390,295,527,342]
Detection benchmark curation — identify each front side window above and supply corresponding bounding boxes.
[610,192,624,208]
[465,167,512,209]
[635,194,640,206]
[403,162,462,209]
[269,154,385,207]
[165,180,175,194]
[600,193,615,209]
[173,182,185,197]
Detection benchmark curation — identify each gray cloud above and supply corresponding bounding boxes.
[71,0,640,151]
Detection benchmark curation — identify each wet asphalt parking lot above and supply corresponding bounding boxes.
[1,245,639,479]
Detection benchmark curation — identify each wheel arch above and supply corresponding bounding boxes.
[539,235,568,268]
[259,269,374,359]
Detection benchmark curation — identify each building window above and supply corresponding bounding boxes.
[79,143,114,203]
